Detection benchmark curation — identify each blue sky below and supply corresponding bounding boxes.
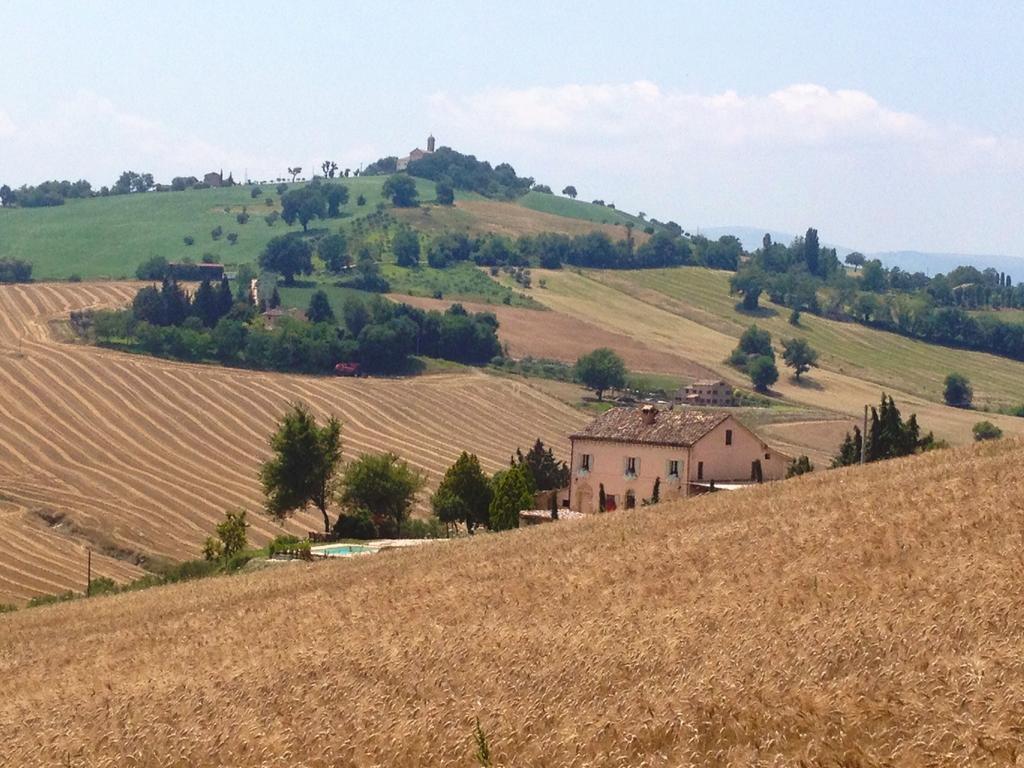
[2,1,1022,256]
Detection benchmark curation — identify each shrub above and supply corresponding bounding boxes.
[250,186,263,199]
[943,373,973,408]
[236,212,250,225]
[786,455,814,477]
[0,603,17,614]
[268,534,302,557]
[68,273,82,283]
[265,197,274,206]
[333,510,378,540]
[276,183,288,195]
[136,255,169,280]
[402,517,446,539]
[356,194,367,206]
[27,591,77,608]
[183,235,195,246]
[226,232,239,245]
[972,421,1003,441]
[211,225,223,241]
[265,211,280,226]
[87,576,119,596]
[748,355,779,393]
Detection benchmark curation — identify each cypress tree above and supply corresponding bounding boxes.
[216,276,233,319]
[598,483,606,512]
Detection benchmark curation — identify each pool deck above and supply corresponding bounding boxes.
[311,538,438,557]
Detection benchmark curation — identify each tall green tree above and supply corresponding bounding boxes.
[781,337,819,380]
[729,268,765,310]
[392,227,421,267]
[943,372,973,408]
[488,464,534,531]
[513,439,569,491]
[318,233,349,272]
[259,235,313,285]
[259,404,343,532]
[574,348,627,401]
[748,355,779,392]
[306,290,335,324]
[281,186,327,231]
[804,227,821,277]
[338,453,424,537]
[562,185,577,199]
[382,174,419,207]
[192,279,219,327]
[324,184,349,217]
[431,452,493,533]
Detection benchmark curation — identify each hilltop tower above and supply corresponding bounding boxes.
[427,134,436,153]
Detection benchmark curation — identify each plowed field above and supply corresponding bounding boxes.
[0,282,585,604]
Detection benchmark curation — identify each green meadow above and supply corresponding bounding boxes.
[0,176,438,279]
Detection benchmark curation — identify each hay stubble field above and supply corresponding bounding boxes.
[2,437,1022,766]
[0,282,585,604]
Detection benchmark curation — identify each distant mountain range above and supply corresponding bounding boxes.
[699,226,1024,281]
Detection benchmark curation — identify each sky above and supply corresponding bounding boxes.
[1,1,1023,256]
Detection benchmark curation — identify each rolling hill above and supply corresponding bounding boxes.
[509,267,1024,445]
[0,181,638,280]
[0,282,585,604]
[3,436,1021,765]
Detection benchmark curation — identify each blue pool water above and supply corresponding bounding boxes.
[315,544,376,557]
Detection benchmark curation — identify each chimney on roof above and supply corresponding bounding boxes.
[641,404,658,425]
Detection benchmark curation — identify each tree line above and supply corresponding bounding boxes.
[262,402,568,537]
[85,274,501,374]
[0,258,33,283]
[729,228,1024,363]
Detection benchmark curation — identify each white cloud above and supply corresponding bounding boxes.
[426,81,1024,255]
[0,111,15,138]
[0,91,293,184]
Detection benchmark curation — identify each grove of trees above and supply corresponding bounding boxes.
[90,274,503,376]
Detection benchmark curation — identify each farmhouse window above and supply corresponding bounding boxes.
[765,452,771,460]
[605,494,617,511]
[725,429,733,446]
[625,457,638,476]
[667,460,680,478]
[625,490,636,509]
[697,461,704,480]
[580,454,592,471]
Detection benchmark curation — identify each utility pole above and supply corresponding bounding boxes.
[86,547,92,596]
[860,404,868,465]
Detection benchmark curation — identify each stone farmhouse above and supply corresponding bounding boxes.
[396,134,436,171]
[677,378,736,407]
[568,405,789,514]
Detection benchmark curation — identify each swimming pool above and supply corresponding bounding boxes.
[313,544,377,557]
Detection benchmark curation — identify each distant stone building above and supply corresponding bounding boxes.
[678,379,736,407]
[203,171,223,187]
[396,134,436,171]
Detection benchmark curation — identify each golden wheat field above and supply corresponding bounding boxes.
[0,282,586,604]
[3,438,1023,766]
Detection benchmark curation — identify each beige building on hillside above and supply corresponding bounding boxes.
[568,405,789,514]
[678,379,736,407]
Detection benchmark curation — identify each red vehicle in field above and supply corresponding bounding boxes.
[334,362,362,377]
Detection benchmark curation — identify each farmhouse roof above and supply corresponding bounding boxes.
[691,378,728,387]
[570,407,730,447]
